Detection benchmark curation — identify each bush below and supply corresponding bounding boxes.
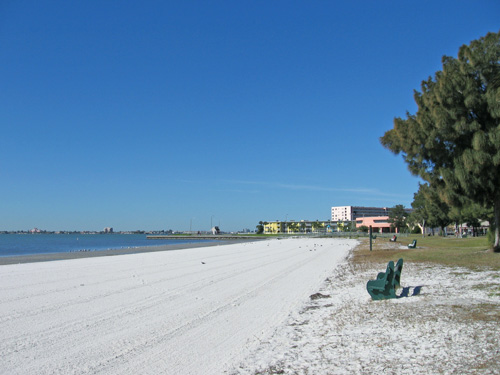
[358,225,369,233]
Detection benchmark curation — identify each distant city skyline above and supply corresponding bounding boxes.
[1,228,248,234]
[1,1,499,232]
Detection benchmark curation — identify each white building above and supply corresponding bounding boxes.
[331,206,410,221]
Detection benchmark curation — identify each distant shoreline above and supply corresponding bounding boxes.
[0,238,261,266]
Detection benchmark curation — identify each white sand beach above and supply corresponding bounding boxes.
[234,261,500,374]
[3,238,500,375]
[0,238,356,375]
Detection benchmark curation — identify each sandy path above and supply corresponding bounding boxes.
[0,238,356,375]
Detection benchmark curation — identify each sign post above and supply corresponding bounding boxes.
[369,225,372,251]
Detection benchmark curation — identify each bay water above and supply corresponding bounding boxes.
[0,234,215,257]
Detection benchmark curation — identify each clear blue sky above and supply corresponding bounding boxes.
[1,1,499,232]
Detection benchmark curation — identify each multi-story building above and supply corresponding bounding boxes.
[263,220,336,234]
[355,216,393,233]
[331,206,411,221]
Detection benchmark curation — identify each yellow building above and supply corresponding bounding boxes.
[263,220,336,234]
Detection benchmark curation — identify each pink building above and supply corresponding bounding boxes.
[355,216,396,233]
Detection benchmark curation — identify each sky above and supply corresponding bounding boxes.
[1,1,499,232]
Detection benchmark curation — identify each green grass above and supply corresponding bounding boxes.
[353,235,500,271]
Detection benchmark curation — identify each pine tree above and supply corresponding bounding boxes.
[411,183,451,235]
[381,31,500,251]
[387,205,409,233]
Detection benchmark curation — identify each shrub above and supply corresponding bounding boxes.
[411,226,422,234]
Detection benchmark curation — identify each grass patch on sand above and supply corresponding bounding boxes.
[352,235,500,271]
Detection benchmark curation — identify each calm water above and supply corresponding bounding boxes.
[0,234,215,257]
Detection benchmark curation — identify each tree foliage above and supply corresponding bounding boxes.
[410,183,451,235]
[287,222,299,233]
[408,185,428,234]
[300,222,306,233]
[256,221,264,234]
[311,221,323,232]
[358,225,369,233]
[388,204,409,233]
[381,31,500,250]
[448,197,493,235]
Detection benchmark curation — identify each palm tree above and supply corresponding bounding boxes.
[288,222,299,233]
[311,220,323,233]
[300,222,306,233]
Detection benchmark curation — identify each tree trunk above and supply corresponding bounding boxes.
[494,195,500,252]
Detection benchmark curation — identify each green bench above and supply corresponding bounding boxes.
[407,239,417,249]
[366,258,404,300]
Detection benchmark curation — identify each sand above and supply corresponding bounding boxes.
[0,237,356,375]
[4,238,498,374]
